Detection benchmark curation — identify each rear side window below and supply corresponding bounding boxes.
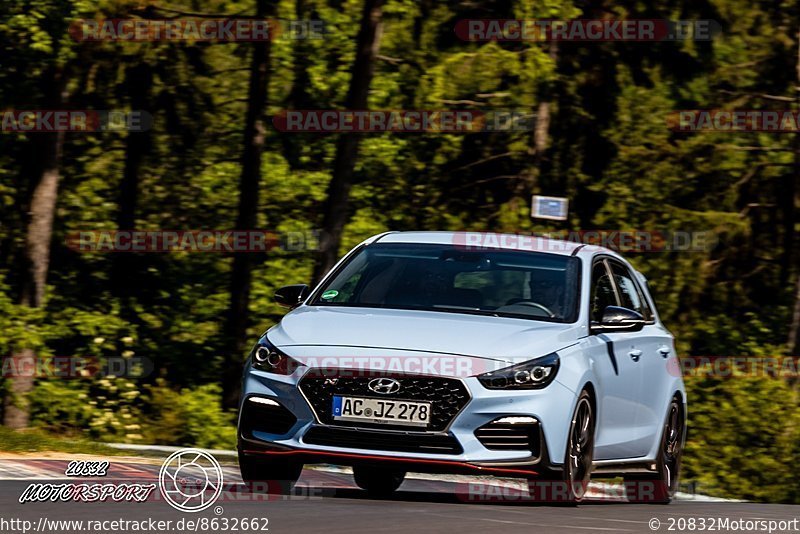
[608,260,653,321]
[634,274,655,321]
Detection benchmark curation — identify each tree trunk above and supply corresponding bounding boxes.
[517,42,557,201]
[112,63,153,298]
[19,133,63,308]
[311,0,384,286]
[789,275,800,355]
[783,31,799,284]
[4,68,66,429]
[221,0,274,410]
[281,0,314,167]
[785,26,800,351]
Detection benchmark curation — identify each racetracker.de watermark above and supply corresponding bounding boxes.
[295,355,505,378]
[69,18,325,41]
[455,19,719,42]
[452,231,717,253]
[272,110,535,133]
[456,479,676,503]
[1,110,152,132]
[673,356,800,379]
[668,110,800,132]
[65,229,319,253]
[1,355,153,379]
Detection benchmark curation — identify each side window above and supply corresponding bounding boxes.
[590,261,617,323]
[634,275,655,321]
[608,261,645,317]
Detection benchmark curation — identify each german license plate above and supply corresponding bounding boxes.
[332,396,431,427]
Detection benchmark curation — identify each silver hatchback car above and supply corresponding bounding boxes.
[237,231,686,503]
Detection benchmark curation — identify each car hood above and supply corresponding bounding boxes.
[267,305,580,364]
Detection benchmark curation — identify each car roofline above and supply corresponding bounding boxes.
[370,231,620,258]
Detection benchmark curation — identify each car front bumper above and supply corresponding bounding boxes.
[237,361,577,476]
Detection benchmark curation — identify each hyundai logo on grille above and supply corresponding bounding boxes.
[368,378,401,395]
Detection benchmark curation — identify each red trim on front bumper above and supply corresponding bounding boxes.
[241,448,539,477]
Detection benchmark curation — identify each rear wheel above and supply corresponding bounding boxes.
[353,466,406,498]
[625,397,684,504]
[238,453,303,494]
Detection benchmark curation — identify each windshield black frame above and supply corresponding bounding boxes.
[308,242,582,323]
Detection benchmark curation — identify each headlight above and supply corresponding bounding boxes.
[251,337,304,375]
[477,353,559,390]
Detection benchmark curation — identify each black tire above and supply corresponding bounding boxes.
[625,396,684,504]
[531,390,595,504]
[238,453,303,494]
[563,391,595,503]
[352,466,406,498]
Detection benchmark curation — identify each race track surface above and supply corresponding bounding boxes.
[0,457,797,533]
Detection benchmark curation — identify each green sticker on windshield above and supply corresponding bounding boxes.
[321,290,339,300]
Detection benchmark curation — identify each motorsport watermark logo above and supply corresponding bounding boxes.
[18,464,156,504]
[159,449,224,513]
[17,449,224,513]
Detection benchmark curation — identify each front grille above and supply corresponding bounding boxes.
[299,371,470,431]
[303,425,463,454]
[475,418,541,455]
[240,397,297,436]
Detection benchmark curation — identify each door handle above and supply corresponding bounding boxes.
[658,346,671,358]
[629,349,642,362]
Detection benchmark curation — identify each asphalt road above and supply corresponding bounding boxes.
[0,457,798,534]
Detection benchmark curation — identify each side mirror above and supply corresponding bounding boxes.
[275,284,310,309]
[591,306,645,334]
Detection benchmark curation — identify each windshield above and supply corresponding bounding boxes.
[311,243,581,323]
